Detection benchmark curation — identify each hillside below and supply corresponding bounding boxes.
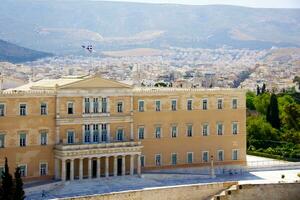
[1,0,300,53]
[0,39,52,63]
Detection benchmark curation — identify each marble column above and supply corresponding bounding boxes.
[82,125,85,143]
[90,97,94,113]
[54,158,60,180]
[130,122,134,141]
[137,154,141,177]
[70,159,74,181]
[122,155,126,176]
[79,158,83,180]
[107,124,111,142]
[105,156,109,177]
[97,157,101,178]
[114,156,118,176]
[107,97,110,113]
[88,157,92,179]
[61,159,66,181]
[55,126,60,144]
[130,155,134,175]
[90,124,94,143]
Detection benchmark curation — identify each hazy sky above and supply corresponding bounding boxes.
[98,0,300,8]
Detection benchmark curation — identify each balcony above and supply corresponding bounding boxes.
[56,114,132,125]
[54,141,143,158]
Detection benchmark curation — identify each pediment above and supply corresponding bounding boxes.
[58,76,132,89]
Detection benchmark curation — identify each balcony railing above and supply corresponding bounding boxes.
[55,141,141,151]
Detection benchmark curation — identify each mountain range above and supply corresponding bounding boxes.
[1,0,300,54]
[0,39,52,63]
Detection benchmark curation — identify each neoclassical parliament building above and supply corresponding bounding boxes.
[0,75,246,181]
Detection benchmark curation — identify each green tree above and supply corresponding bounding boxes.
[1,157,14,200]
[247,116,279,148]
[281,130,300,144]
[154,82,167,87]
[13,167,25,200]
[282,103,300,130]
[278,95,295,117]
[246,91,256,110]
[266,93,280,129]
[293,76,300,90]
[253,93,270,115]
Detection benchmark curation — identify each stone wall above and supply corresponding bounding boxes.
[61,181,237,200]
[226,183,300,200]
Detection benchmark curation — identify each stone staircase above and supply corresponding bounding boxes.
[209,182,300,200]
[209,184,241,200]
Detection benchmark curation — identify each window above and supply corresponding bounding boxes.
[40,103,47,115]
[101,124,107,142]
[217,99,223,109]
[138,127,144,140]
[84,98,90,114]
[93,124,99,143]
[155,126,161,139]
[0,104,5,116]
[117,102,123,113]
[140,155,145,167]
[187,100,193,110]
[232,99,238,109]
[93,98,99,113]
[155,154,161,166]
[0,134,5,148]
[138,100,144,112]
[102,98,107,113]
[155,100,161,111]
[67,102,74,114]
[217,150,224,161]
[171,100,177,111]
[232,149,239,160]
[232,122,238,135]
[19,104,27,116]
[67,131,74,144]
[171,126,177,138]
[116,129,124,141]
[40,131,47,145]
[217,123,223,135]
[40,163,47,176]
[84,124,90,143]
[202,123,209,136]
[171,153,177,165]
[187,152,193,164]
[19,133,26,147]
[202,99,208,110]
[202,151,209,162]
[187,124,193,137]
[19,165,27,177]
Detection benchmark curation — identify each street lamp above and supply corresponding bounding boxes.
[210,155,216,178]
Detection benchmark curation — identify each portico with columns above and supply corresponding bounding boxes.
[54,142,142,181]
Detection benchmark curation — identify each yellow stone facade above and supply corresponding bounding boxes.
[0,76,246,182]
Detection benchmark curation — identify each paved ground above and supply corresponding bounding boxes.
[25,155,300,200]
[26,168,300,200]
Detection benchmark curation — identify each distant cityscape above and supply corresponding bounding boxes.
[1,47,299,92]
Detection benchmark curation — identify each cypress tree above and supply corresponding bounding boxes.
[261,83,266,93]
[1,157,14,200]
[267,93,280,129]
[256,85,261,95]
[14,167,25,200]
[266,104,271,123]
